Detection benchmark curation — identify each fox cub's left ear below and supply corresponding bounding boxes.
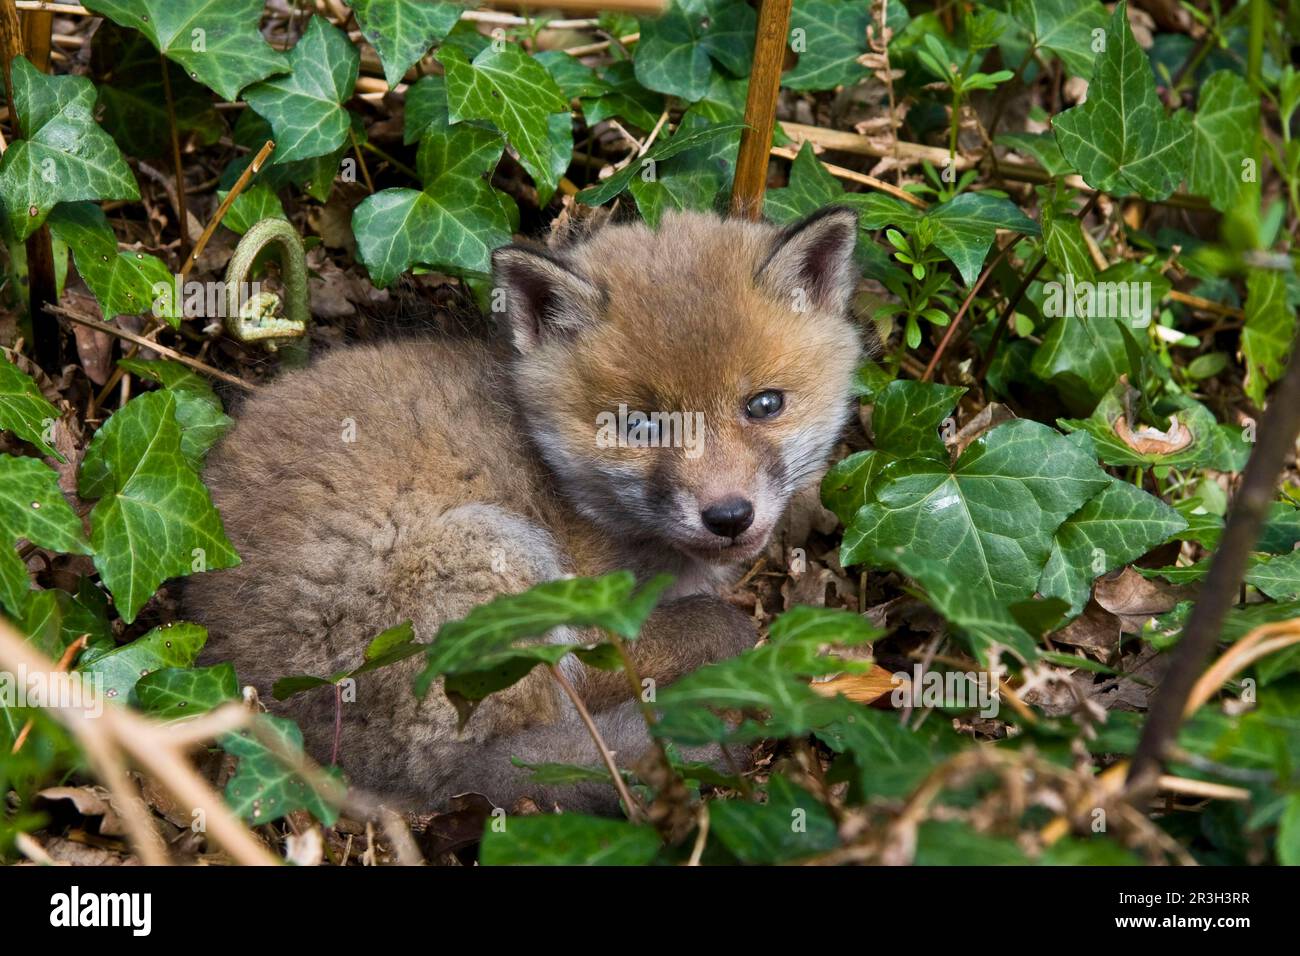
[492,245,605,353]
[757,206,858,314]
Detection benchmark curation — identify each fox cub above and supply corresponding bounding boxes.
[187,208,863,813]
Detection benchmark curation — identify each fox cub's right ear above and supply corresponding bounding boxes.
[492,245,605,353]
[757,206,859,315]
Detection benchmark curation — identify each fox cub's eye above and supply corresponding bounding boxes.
[745,390,784,420]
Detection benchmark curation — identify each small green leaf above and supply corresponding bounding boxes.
[1051,3,1191,200]
[47,202,179,326]
[782,0,870,91]
[0,57,138,241]
[478,813,661,865]
[0,456,92,614]
[350,0,460,88]
[633,0,753,101]
[1006,0,1107,77]
[861,192,1040,286]
[437,43,569,196]
[1188,71,1260,212]
[414,572,672,699]
[116,358,233,468]
[80,391,240,623]
[353,113,513,285]
[577,122,745,207]
[1241,268,1294,407]
[0,353,61,459]
[83,0,288,102]
[1245,550,1300,600]
[79,621,207,703]
[242,16,359,164]
[221,714,342,826]
[135,663,238,718]
[1038,477,1188,616]
[709,774,839,863]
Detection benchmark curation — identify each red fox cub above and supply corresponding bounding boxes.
[187,208,863,813]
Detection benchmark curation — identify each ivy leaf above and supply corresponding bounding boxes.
[577,122,745,207]
[819,705,963,798]
[0,456,91,615]
[842,419,1110,656]
[92,22,225,158]
[478,814,661,865]
[1038,477,1188,616]
[221,714,341,826]
[413,572,672,702]
[242,16,359,164]
[581,61,665,133]
[997,131,1075,177]
[653,606,879,745]
[350,0,460,88]
[861,192,1040,286]
[1006,0,1107,77]
[782,0,870,91]
[135,663,239,718]
[709,775,839,863]
[1241,268,1294,407]
[83,0,288,102]
[1188,71,1260,212]
[633,0,748,102]
[0,57,138,242]
[0,352,61,458]
[79,622,207,703]
[1040,194,1094,283]
[115,358,233,468]
[437,43,569,196]
[1059,382,1229,470]
[47,203,179,327]
[1245,550,1300,600]
[1051,2,1191,200]
[352,119,513,286]
[79,391,240,623]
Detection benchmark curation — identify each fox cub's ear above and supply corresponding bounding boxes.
[757,206,859,314]
[492,245,605,353]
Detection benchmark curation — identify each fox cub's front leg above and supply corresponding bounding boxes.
[577,595,757,712]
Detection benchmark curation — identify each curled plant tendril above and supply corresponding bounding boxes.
[223,218,309,350]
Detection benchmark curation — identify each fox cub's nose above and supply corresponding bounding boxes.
[700,498,755,538]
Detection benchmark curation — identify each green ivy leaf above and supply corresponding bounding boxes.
[1051,2,1191,200]
[437,43,570,196]
[1244,550,1300,600]
[709,774,839,863]
[92,22,225,158]
[413,571,672,699]
[1040,195,1094,283]
[115,358,233,468]
[634,0,752,101]
[1241,268,1294,407]
[1188,71,1260,212]
[1006,0,1107,77]
[0,456,91,615]
[83,0,288,102]
[819,706,963,798]
[1038,477,1188,616]
[654,606,879,744]
[79,621,207,703]
[0,57,138,242]
[478,813,661,865]
[1058,384,1227,469]
[782,0,870,91]
[842,419,1110,657]
[352,118,513,285]
[861,192,1040,286]
[221,714,342,826]
[0,353,61,459]
[79,391,239,623]
[47,203,179,327]
[242,16,359,164]
[627,111,740,225]
[577,122,746,207]
[134,662,238,718]
[350,0,460,88]
[581,61,665,133]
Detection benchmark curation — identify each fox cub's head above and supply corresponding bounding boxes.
[493,209,863,563]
